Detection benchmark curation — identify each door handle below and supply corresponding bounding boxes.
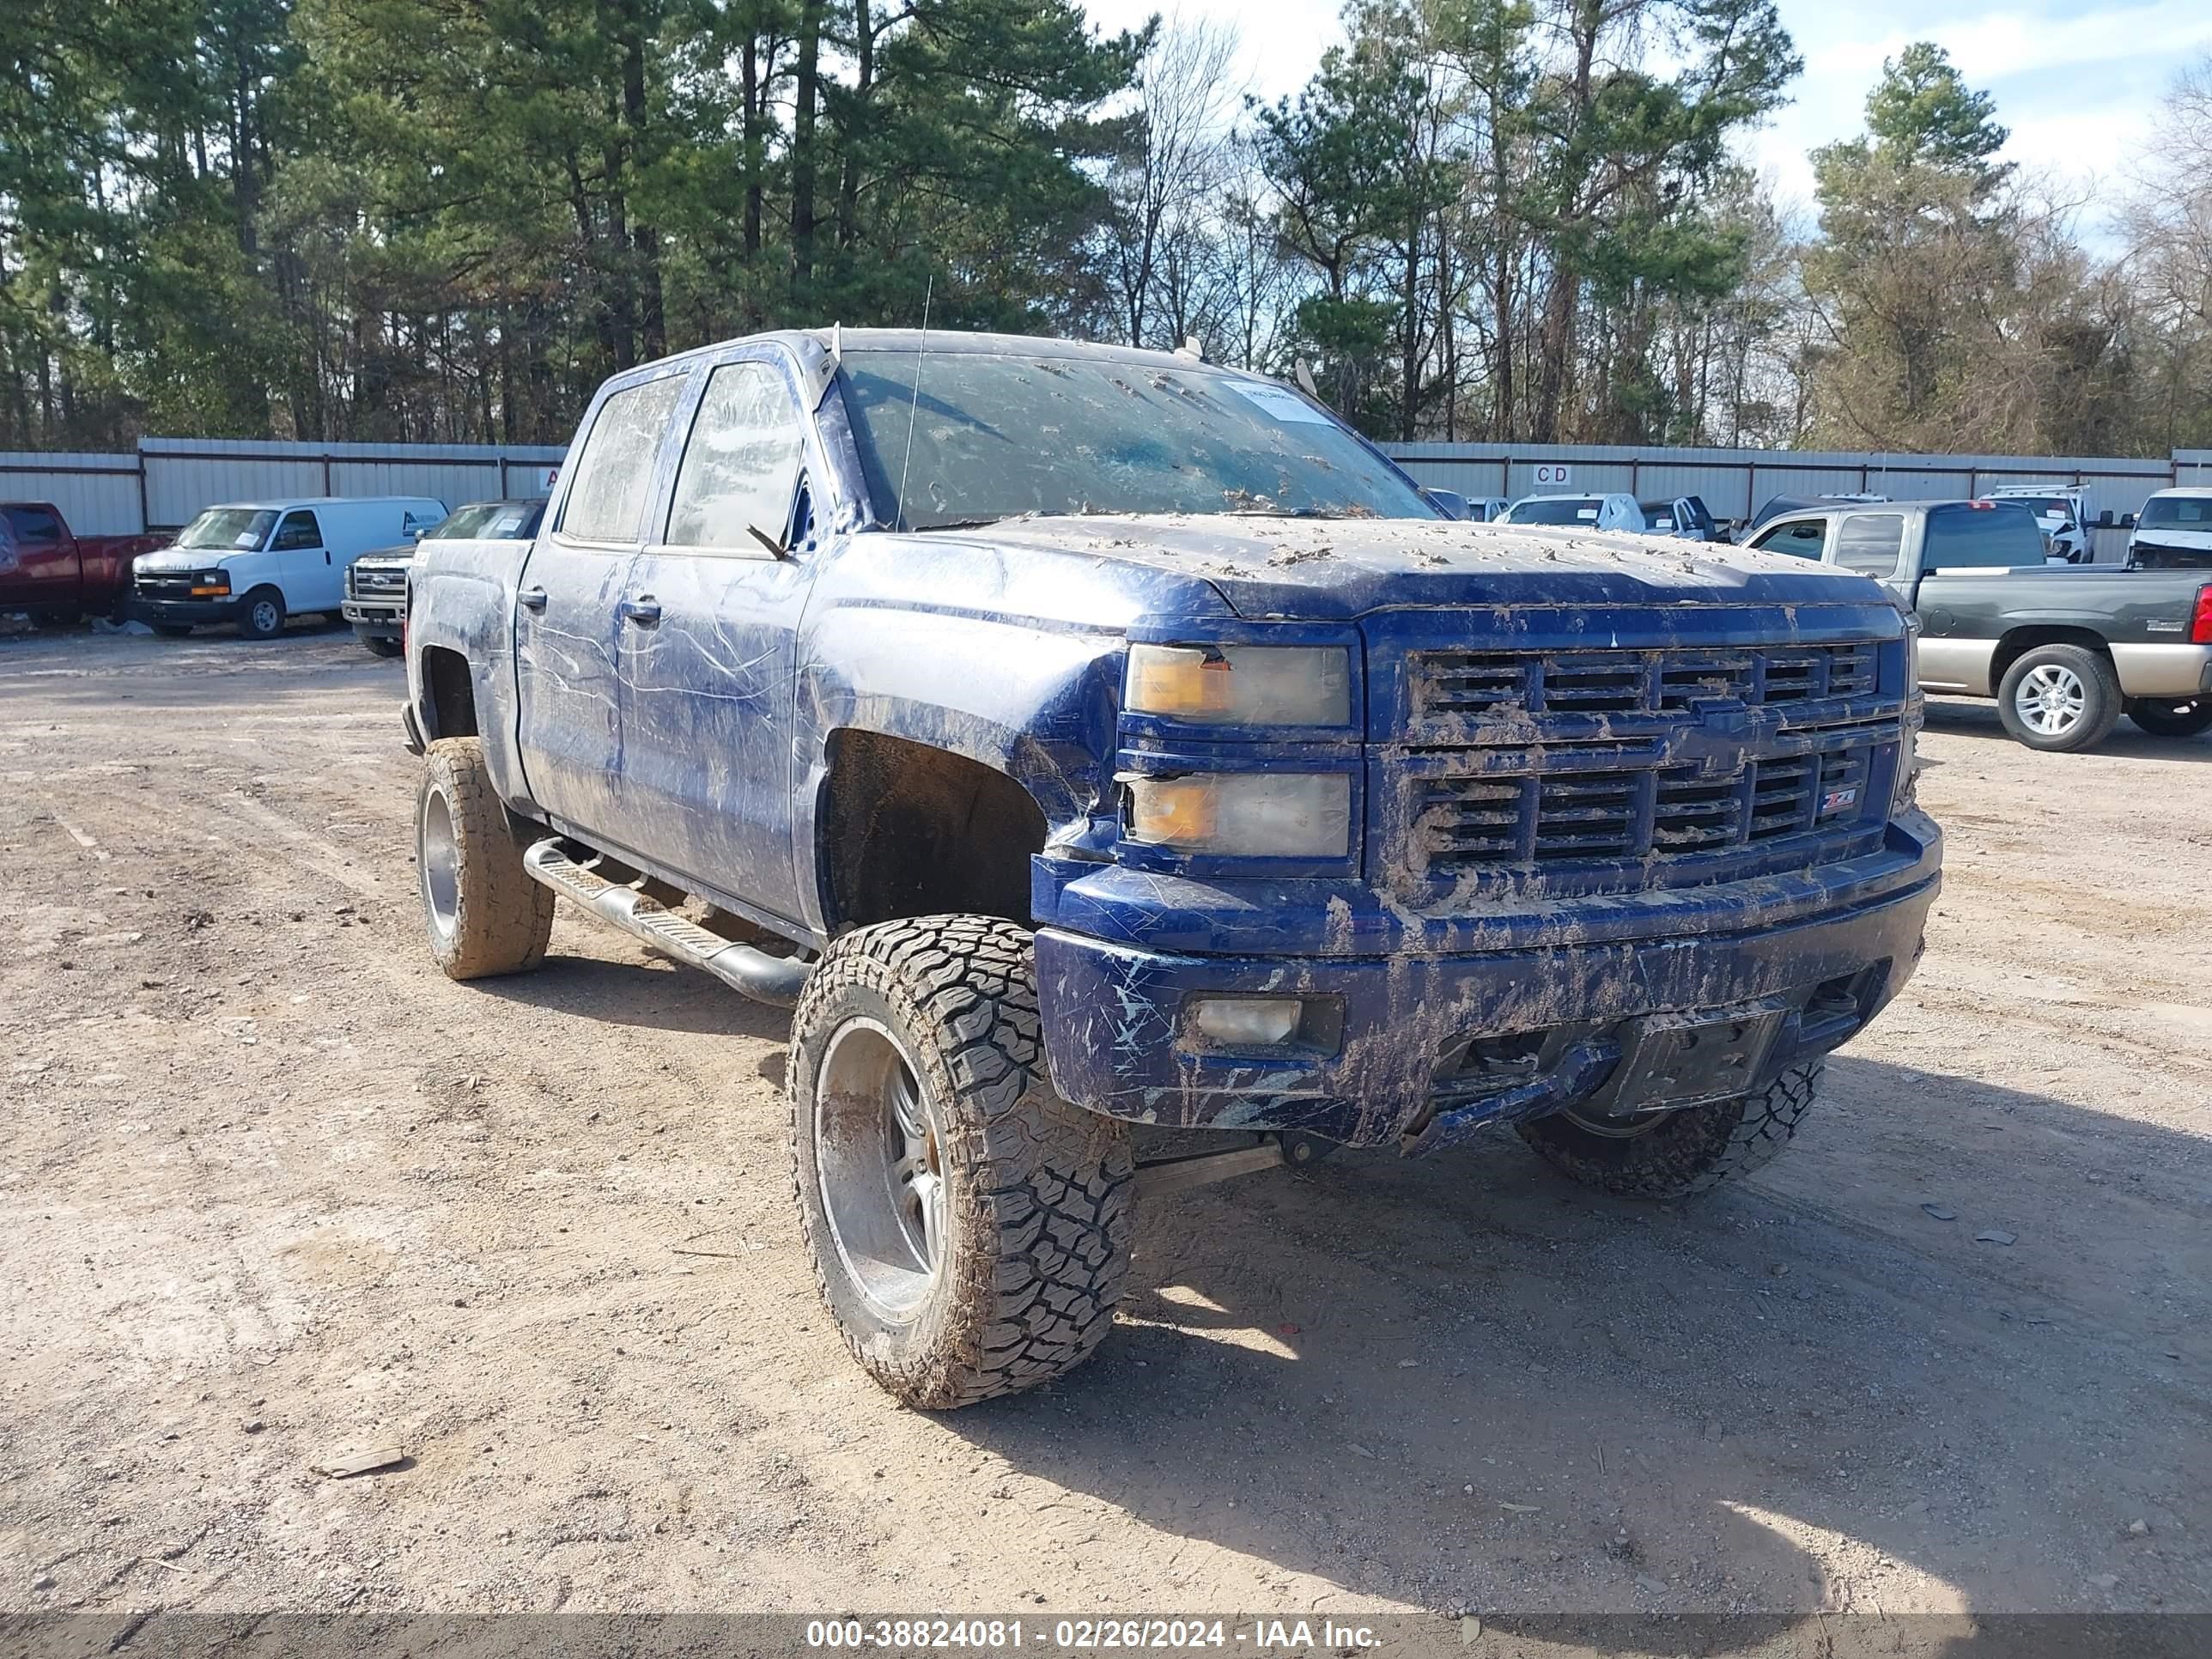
[619,596,662,625]
[518,585,549,611]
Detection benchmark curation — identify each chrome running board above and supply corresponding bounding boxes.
[521,838,812,1008]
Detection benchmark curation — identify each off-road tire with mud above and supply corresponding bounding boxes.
[1516,1061,1822,1198]
[415,737,555,980]
[788,915,1134,1409]
[2126,696,2212,739]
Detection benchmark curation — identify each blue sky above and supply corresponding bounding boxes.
[1079,0,2211,228]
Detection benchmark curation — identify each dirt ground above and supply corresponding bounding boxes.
[3,625,2209,1640]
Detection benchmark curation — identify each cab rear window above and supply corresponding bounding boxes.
[1923,505,2043,568]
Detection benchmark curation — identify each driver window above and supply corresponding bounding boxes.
[666,361,806,550]
[1753,518,1827,559]
[272,510,322,551]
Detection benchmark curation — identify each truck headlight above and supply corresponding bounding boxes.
[1122,772,1352,858]
[1126,643,1351,726]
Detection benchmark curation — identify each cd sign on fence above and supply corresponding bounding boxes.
[1534,464,1572,486]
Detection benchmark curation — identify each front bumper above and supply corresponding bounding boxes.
[1035,813,1940,1151]
[342,599,404,636]
[130,594,243,627]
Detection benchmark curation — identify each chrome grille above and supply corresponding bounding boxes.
[349,565,407,598]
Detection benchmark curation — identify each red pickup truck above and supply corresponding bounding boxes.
[1,501,168,624]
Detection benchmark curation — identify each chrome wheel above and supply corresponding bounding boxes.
[2014,663,2086,738]
[813,1017,945,1323]
[418,783,459,943]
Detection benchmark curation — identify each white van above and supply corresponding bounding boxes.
[131,496,447,639]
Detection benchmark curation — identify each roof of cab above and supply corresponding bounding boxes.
[618,325,1254,383]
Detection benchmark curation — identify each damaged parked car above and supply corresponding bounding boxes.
[400,329,1943,1408]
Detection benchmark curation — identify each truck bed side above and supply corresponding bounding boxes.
[404,533,538,802]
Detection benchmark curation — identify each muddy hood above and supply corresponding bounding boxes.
[965,514,1888,619]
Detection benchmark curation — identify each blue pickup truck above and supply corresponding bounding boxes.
[401,329,1942,1408]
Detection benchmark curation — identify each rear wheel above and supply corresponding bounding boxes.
[416,737,554,980]
[789,915,1133,1409]
[1996,644,2121,752]
[152,623,193,639]
[2126,696,2212,739]
[1516,1062,1821,1199]
[362,635,404,659]
[237,587,288,641]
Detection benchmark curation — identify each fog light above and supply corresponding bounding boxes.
[1190,996,1302,1047]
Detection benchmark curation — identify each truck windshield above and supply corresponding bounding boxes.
[175,508,277,551]
[1999,495,2073,520]
[1923,505,2045,568]
[1508,498,1603,525]
[2139,495,2212,530]
[836,349,1434,530]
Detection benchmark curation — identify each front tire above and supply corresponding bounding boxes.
[1516,1062,1822,1199]
[238,587,288,641]
[1996,644,2121,751]
[2126,696,2212,739]
[416,737,555,980]
[789,915,1133,1409]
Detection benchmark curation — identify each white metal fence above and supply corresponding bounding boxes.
[1,437,568,535]
[7,434,2204,546]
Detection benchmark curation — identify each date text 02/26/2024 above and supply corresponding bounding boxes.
[804,1619,1382,1651]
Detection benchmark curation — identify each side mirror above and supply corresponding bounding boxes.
[2098,509,2114,528]
[2120,513,2137,530]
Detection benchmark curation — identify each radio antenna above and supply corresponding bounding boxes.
[896,273,933,532]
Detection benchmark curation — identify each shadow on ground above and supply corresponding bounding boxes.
[935,1053,2209,1646]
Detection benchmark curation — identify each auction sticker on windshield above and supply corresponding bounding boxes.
[1227,382,1333,424]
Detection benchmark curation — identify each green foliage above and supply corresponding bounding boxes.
[0,0,1143,445]
[1863,40,2009,183]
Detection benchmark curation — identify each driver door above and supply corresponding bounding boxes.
[617,349,823,928]
[270,509,330,606]
[513,368,690,836]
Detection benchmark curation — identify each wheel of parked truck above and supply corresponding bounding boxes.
[2126,696,2212,739]
[1516,1061,1822,1199]
[1995,644,2121,752]
[362,636,404,659]
[237,586,288,641]
[152,623,194,638]
[788,915,1134,1409]
[415,737,555,980]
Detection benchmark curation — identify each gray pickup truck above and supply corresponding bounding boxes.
[1746,499,2212,750]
